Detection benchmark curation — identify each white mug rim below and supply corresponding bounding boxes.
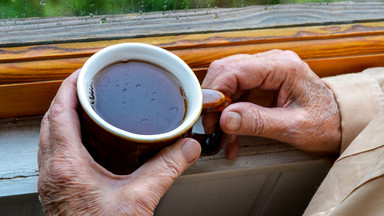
[77,43,203,143]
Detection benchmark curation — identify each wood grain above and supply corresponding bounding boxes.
[1,22,384,84]
[1,54,383,119]
[2,21,384,63]
[1,6,384,118]
[0,81,61,118]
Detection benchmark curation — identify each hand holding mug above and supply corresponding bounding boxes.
[202,50,342,158]
[77,43,231,174]
[38,70,201,215]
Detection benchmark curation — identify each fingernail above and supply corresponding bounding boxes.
[226,111,241,131]
[181,139,201,163]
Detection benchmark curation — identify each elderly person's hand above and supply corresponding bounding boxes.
[38,70,201,215]
[202,50,341,159]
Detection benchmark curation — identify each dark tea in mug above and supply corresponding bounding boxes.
[89,60,186,135]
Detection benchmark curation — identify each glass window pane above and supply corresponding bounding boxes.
[1,0,381,19]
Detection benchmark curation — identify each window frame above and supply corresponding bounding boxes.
[1,2,384,136]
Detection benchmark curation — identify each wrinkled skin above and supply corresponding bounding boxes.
[38,70,201,216]
[202,50,342,159]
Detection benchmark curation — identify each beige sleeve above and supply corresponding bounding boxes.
[322,67,384,153]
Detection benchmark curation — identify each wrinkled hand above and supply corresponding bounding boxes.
[202,50,341,158]
[38,70,201,216]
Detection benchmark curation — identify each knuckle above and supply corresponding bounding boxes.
[131,187,149,202]
[263,60,277,74]
[279,52,307,75]
[284,51,303,64]
[212,58,224,65]
[209,59,225,70]
[49,103,66,122]
[282,50,298,57]
[270,49,284,54]
[160,153,183,179]
[248,108,265,135]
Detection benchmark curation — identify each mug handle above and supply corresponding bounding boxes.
[192,89,232,156]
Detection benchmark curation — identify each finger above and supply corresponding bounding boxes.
[47,70,89,157]
[202,50,306,98]
[201,112,220,134]
[224,134,239,160]
[220,102,306,145]
[38,113,50,169]
[131,138,201,198]
[50,70,80,112]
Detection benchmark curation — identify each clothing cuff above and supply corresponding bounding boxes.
[322,73,384,153]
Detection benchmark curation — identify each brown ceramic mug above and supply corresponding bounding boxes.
[77,43,231,175]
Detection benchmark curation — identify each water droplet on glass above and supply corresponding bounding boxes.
[122,101,126,104]
[136,84,141,88]
[100,17,107,24]
[89,13,94,17]
[123,88,127,93]
[40,0,46,5]
[151,98,155,102]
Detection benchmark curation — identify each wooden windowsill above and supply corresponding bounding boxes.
[1,3,384,119]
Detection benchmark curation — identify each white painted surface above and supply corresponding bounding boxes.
[0,117,329,215]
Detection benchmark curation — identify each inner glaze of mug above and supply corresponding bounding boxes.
[77,43,203,143]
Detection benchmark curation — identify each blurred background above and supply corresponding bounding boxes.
[0,0,349,19]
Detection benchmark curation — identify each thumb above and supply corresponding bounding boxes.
[220,102,306,145]
[130,138,201,201]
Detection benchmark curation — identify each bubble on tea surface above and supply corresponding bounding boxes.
[140,118,149,125]
[169,106,179,115]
